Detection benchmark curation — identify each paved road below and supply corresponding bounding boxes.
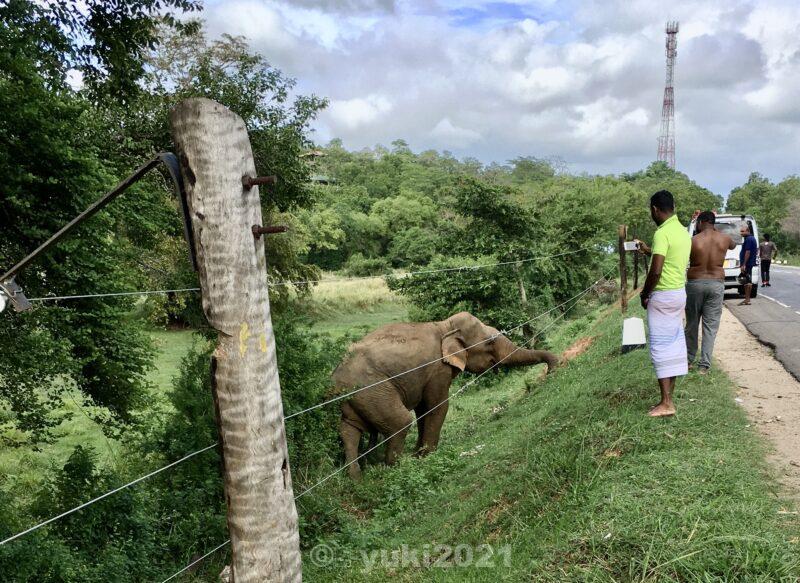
[725,265,800,381]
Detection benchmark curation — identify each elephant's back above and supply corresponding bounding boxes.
[332,322,441,389]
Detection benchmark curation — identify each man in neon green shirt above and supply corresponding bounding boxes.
[636,190,691,417]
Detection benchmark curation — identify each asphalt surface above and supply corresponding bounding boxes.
[724,265,800,381]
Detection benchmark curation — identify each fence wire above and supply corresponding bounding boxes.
[157,272,609,582]
[26,245,596,303]
[1,266,613,553]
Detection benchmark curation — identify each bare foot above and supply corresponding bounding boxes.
[648,403,676,417]
[698,367,709,375]
[739,300,751,306]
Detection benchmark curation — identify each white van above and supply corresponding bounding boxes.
[688,214,759,298]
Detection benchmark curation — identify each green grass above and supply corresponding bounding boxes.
[312,303,408,339]
[0,329,200,498]
[301,302,800,581]
[148,329,203,394]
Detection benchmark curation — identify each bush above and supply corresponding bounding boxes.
[343,253,390,277]
[386,255,529,332]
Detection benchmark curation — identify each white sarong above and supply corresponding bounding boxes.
[647,289,688,379]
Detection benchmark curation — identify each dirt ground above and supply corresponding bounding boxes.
[715,307,800,501]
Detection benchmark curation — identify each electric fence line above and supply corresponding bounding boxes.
[26,245,598,303]
[0,267,613,550]
[0,443,218,547]
[158,276,604,582]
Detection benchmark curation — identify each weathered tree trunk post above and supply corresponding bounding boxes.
[618,224,628,314]
[170,98,301,582]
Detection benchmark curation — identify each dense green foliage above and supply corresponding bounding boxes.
[0,3,333,580]
[726,172,800,252]
[2,2,799,580]
[299,149,724,335]
[0,0,187,441]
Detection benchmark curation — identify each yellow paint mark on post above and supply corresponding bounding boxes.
[259,333,268,353]
[239,322,250,357]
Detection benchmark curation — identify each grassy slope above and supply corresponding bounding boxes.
[303,303,800,581]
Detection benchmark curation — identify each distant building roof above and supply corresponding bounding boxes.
[302,149,326,158]
[310,174,336,184]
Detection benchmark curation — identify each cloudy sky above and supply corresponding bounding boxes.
[202,0,799,195]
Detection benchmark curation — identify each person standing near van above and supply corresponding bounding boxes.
[685,212,735,374]
[739,224,758,305]
[635,190,692,417]
[759,234,778,287]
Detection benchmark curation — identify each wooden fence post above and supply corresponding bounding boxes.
[633,230,639,289]
[170,98,301,582]
[618,225,628,314]
[514,261,534,340]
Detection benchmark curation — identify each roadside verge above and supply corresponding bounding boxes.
[716,306,800,500]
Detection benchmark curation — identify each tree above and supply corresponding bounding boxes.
[621,161,723,240]
[101,24,329,320]
[728,173,800,252]
[0,1,195,440]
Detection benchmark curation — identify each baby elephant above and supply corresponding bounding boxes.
[333,311,559,479]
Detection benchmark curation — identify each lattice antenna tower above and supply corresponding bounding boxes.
[657,21,679,168]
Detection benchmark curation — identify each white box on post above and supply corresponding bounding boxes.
[622,317,646,353]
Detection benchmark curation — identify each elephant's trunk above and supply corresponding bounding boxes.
[497,337,559,371]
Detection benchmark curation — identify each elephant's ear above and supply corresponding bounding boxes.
[441,329,467,371]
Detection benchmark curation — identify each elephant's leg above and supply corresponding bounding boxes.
[384,423,411,466]
[414,402,429,453]
[419,400,449,455]
[417,374,453,455]
[366,392,413,467]
[340,401,368,480]
[340,420,363,481]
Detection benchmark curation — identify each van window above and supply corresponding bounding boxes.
[716,222,743,244]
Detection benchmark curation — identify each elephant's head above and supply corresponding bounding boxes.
[440,311,559,374]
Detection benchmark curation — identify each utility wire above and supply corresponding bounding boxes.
[284,267,614,420]
[294,277,603,500]
[26,246,597,303]
[28,288,201,302]
[158,277,602,582]
[1,267,613,549]
[0,443,218,547]
[267,246,596,288]
[160,539,232,583]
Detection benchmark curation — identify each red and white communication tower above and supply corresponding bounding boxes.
[657,21,679,168]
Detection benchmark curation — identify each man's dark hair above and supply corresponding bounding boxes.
[697,211,715,224]
[650,190,675,212]
[764,234,771,241]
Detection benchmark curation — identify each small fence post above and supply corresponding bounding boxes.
[633,230,639,289]
[514,261,534,340]
[618,225,628,314]
[170,98,301,582]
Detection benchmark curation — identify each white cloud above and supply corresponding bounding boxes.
[203,0,799,195]
[327,94,393,130]
[430,117,482,147]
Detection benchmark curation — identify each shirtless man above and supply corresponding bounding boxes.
[685,211,735,374]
